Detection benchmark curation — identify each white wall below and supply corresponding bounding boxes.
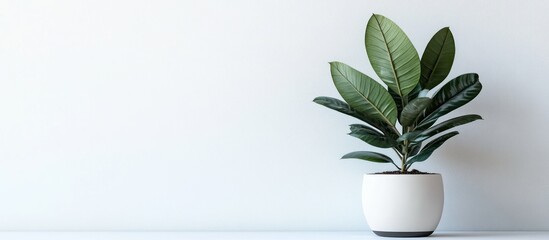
[0,0,547,231]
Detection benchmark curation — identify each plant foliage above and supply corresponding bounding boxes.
[314,14,483,172]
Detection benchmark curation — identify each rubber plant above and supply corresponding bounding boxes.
[314,14,482,173]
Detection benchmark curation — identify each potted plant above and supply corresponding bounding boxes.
[314,14,482,237]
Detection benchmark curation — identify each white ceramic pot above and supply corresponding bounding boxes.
[362,173,444,237]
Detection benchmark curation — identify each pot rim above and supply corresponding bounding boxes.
[364,173,441,176]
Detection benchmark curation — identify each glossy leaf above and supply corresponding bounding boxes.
[313,96,398,137]
[420,27,455,89]
[416,73,482,130]
[388,85,421,120]
[397,131,420,143]
[400,97,432,127]
[407,131,459,165]
[365,14,421,97]
[313,96,368,122]
[330,61,397,126]
[408,143,422,157]
[342,151,393,163]
[413,114,482,143]
[350,123,383,135]
[349,124,397,148]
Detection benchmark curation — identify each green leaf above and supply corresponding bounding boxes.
[400,97,432,127]
[416,73,482,130]
[365,14,421,97]
[342,151,393,163]
[397,131,420,143]
[349,124,397,148]
[330,61,398,126]
[407,131,459,166]
[420,27,455,89]
[350,123,383,134]
[409,142,422,157]
[388,84,421,120]
[413,114,482,142]
[313,96,400,138]
[313,96,367,122]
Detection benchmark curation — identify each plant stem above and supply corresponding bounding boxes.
[401,144,408,173]
[400,124,411,173]
[399,97,409,173]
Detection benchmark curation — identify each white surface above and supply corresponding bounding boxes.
[363,174,443,232]
[0,0,549,231]
[0,232,547,240]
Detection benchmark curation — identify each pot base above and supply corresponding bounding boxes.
[373,231,434,238]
